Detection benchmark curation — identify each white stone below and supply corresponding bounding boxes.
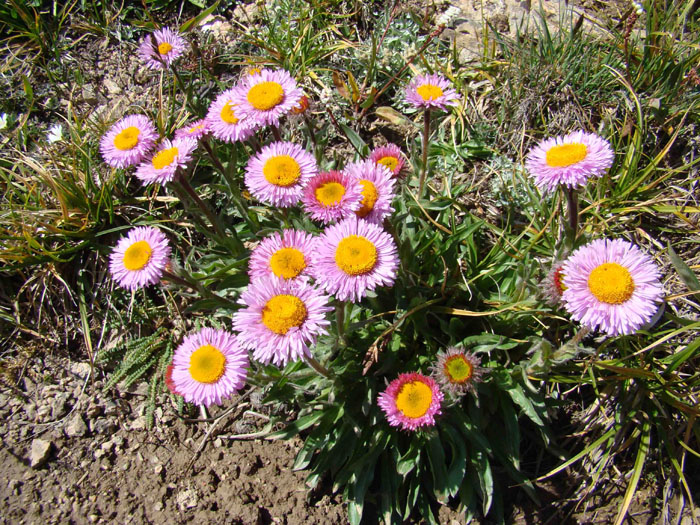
[176,488,199,511]
[29,439,52,468]
[64,414,88,438]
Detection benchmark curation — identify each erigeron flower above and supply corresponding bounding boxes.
[100,115,158,169]
[205,88,258,143]
[174,119,211,141]
[405,74,460,111]
[344,160,395,224]
[368,143,406,178]
[525,131,615,193]
[312,217,399,302]
[248,229,317,282]
[431,348,485,397]
[170,328,248,406]
[109,226,171,290]
[230,69,303,127]
[561,238,663,336]
[135,137,197,185]
[301,171,363,224]
[232,278,332,367]
[138,27,188,70]
[377,372,443,431]
[244,141,317,207]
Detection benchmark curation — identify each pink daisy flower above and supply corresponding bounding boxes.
[232,278,332,367]
[170,328,248,407]
[525,131,615,193]
[344,160,396,224]
[540,260,567,307]
[368,143,406,178]
[135,137,197,185]
[230,69,303,127]
[405,74,461,111]
[109,226,171,290]
[138,27,188,70]
[431,347,486,398]
[377,372,443,431]
[248,229,317,282]
[561,239,664,336]
[244,141,318,207]
[311,217,399,302]
[301,170,363,224]
[100,115,158,169]
[174,119,210,141]
[205,88,258,143]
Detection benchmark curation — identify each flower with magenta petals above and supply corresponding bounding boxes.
[170,328,248,406]
[138,27,188,70]
[378,372,443,431]
[174,119,210,141]
[230,69,303,127]
[205,88,258,143]
[232,278,332,367]
[100,115,158,169]
[109,226,171,290]
[245,141,317,207]
[525,131,615,193]
[561,238,663,336]
[312,217,399,302]
[368,143,406,177]
[301,171,362,224]
[135,137,197,185]
[344,160,395,224]
[248,229,317,282]
[405,74,461,111]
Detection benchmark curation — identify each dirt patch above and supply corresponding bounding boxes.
[0,354,344,524]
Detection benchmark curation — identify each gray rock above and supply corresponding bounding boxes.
[130,416,147,431]
[70,362,92,378]
[176,488,199,511]
[51,392,71,419]
[90,418,117,435]
[65,413,88,438]
[29,439,52,468]
[103,79,121,94]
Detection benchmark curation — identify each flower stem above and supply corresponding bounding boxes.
[271,126,282,142]
[418,109,431,197]
[566,187,579,237]
[175,172,227,239]
[335,301,346,344]
[305,355,332,378]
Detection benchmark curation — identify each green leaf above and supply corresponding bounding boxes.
[668,242,700,298]
[267,410,325,440]
[441,423,468,497]
[180,0,220,32]
[427,432,449,503]
[339,124,369,156]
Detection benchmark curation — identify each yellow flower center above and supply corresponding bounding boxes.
[158,42,173,55]
[335,235,377,276]
[395,380,433,419]
[444,355,473,384]
[113,126,140,151]
[220,101,239,124]
[122,240,152,271]
[356,180,378,218]
[416,84,444,101]
[188,124,203,133]
[152,147,179,170]
[269,247,306,279]
[315,182,346,207]
[587,262,635,304]
[377,156,398,172]
[263,155,301,187]
[545,143,588,168]
[247,81,285,111]
[261,294,307,335]
[189,344,227,384]
[247,67,262,75]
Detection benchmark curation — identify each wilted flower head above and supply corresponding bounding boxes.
[431,347,485,398]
